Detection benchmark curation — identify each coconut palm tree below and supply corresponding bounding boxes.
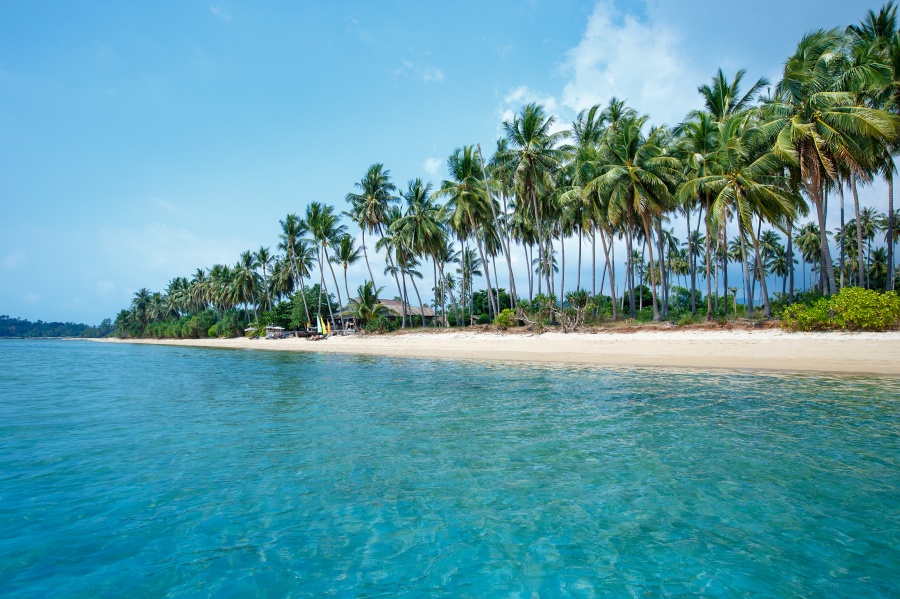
[434,146,499,319]
[586,114,680,320]
[332,233,362,304]
[768,28,898,295]
[347,281,388,327]
[305,202,346,328]
[279,213,312,326]
[501,103,567,295]
[346,163,397,291]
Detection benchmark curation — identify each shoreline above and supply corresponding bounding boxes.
[89,329,900,376]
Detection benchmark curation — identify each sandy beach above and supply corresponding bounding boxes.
[94,329,900,376]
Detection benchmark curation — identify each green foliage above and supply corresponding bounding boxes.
[181,310,218,338]
[781,288,900,331]
[0,315,112,338]
[364,314,399,334]
[493,308,517,329]
[472,289,512,315]
[476,313,491,325]
[216,310,248,337]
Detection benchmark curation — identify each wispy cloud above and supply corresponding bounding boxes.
[423,157,442,176]
[497,85,563,131]
[3,251,24,269]
[209,5,231,22]
[395,60,445,83]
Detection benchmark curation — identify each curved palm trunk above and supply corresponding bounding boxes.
[599,228,618,321]
[361,229,376,291]
[705,197,713,319]
[384,250,406,327]
[476,144,517,308]
[739,232,753,315]
[625,228,635,317]
[787,221,795,305]
[408,272,425,328]
[888,174,894,291]
[323,246,345,331]
[641,217,661,321]
[560,234,566,307]
[839,183,845,289]
[473,227,497,320]
[576,229,582,291]
[591,229,596,298]
[852,175,865,288]
[343,266,351,310]
[749,220,772,317]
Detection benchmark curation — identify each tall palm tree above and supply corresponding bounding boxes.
[768,28,898,295]
[501,103,567,294]
[587,115,680,320]
[434,146,499,319]
[346,163,397,292]
[333,233,362,304]
[305,202,346,328]
[279,213,312,326]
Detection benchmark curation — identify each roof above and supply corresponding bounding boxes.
[378,299,436,318]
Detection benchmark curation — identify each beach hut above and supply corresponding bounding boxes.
[377,300,436,325]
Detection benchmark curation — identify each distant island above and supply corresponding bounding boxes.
[0,315,113,339]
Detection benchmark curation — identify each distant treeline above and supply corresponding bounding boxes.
[0,315,113,338]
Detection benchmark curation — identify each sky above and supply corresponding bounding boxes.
[0,0,891,323]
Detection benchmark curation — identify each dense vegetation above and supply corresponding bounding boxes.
[0,315,113,338]
[116,5,900,337]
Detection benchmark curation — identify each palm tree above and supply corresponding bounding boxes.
[279,213,312,326]
[333,233,362,304]
[305,202,346,329]
[769,28,898,295]
[682,114,800,316]
[346,163,397,291]
[501,103,567,295]
[347,281,388,327]
[587,115,680,320]
[254,246,273,312]
[434,146,499,319]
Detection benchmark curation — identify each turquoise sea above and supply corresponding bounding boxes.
[0,339,898,597]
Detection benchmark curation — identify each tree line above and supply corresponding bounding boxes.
[116,5,900,337]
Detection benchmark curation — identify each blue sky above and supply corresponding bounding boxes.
[0,0,889,323]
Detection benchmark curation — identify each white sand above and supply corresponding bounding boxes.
[93,329,900,376]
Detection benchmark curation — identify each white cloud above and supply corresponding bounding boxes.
[559,1,699,126]
[3,251,24,269]
[209,5,231,22]
[422,66,444,82]
[423,157,442,176]
[395,61,445,83]
[497,85,567,136]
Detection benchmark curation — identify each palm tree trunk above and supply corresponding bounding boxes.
[740,232,752,315]
[362,229,375,290]
[577,229,582,291]
[626,228,635,317]
[323,247,345,330]
[852,175,865,288]
[591,229,596,297]
[343,266,351,310]
[560,234,566,307]
[384,251,406,327]
[409,273,425,328]
[750,220,772,317]
[599,228,618,321]
[642,218,661,321]
[476,144,517,308]
[526,244,533,301]
[786,221,795,304]
[888,173,895,291]
[474,226,497,320]
[839,182,845,289]
[705,196,713,319]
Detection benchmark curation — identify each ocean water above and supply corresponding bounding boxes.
[0,340,898,598]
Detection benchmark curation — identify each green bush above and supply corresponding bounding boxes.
[365,315,399,334]
[208,324,218,338]
[781,288,900,332]
[476,314,491,325]
[494,308,517,329]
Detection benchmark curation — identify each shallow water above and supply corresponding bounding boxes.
[0,339,898,597]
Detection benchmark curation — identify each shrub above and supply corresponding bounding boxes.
[494,308,517,330]
[781,288,900,332]
[476,314,491,325]
[365,315,399,334]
